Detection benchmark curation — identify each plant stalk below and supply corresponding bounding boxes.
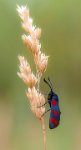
[41,117,46,150]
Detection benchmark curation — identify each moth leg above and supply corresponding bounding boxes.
[41,108,51,117]
[37,101,48,108]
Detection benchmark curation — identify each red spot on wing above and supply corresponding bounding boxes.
[51,110,54,113]
[51,99,56,106]
[55,111,59,115]
[50,118,58,125]
[51,110,59,115]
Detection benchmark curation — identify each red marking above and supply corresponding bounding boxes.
[51,99,56,106]
[50,118,58,125]
[55,111,59,115]
[51,110,55,114]
[51,110,59,115]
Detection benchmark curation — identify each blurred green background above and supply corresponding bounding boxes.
[0,0,81,150]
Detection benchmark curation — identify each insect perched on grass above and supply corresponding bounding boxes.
[42,77,61,129]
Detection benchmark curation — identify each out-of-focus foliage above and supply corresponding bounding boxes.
[0,0,81,150]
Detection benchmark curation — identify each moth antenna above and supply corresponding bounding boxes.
[48,77,54,90]
[43,78,52,90]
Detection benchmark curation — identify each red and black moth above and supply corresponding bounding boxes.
[43,77,61,129]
